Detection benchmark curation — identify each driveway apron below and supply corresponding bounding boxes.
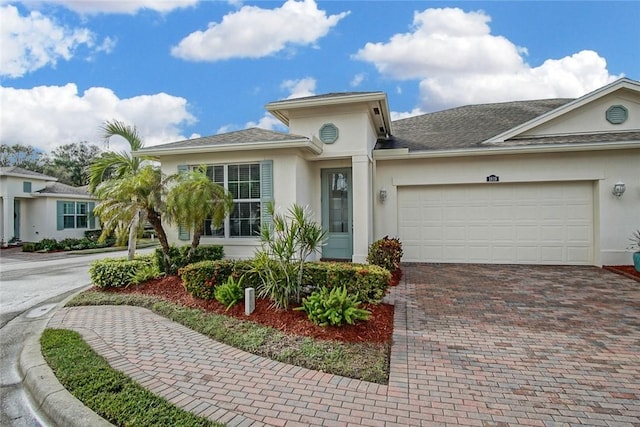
[49,264,640,426]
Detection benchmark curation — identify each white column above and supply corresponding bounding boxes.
[351,155,371,263]
[2,196,13,246]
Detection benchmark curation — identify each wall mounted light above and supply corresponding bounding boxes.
[612,182,626,198]
[379,188,387,203]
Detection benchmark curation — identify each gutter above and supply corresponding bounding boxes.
[372,141,640,160]
[133,137,323,158]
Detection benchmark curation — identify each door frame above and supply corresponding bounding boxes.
[321,168,353,260]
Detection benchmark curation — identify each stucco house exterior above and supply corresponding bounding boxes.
[0,167,98,245]
[137,77,639,266]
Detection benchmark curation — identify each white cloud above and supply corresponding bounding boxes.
[0,4,113,78]
[350,73,365,87]
[355,7,621,111]
[281,77,316,99]
[0,84,196,153]
[171,0,349,61]
[30,0,198,15]
[390,108,426,121]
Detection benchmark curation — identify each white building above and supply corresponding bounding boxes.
[137,78,640,266]
[0,167,98,245]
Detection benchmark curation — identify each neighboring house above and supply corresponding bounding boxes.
[137,78,639,266]
[0,167,98,245]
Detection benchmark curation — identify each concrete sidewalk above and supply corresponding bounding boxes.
[21,264,640,426]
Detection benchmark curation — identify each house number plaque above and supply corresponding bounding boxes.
[486,174,499,182]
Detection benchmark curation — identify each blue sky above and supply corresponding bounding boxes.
[1,0,639,153]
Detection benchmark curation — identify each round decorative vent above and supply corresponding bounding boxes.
[319,123,339,144]
[606,105,628,124]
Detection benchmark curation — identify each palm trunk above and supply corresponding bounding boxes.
[127,212,139,260]
[147,208,170,273]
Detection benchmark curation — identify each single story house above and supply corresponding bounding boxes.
[0,166,98,245]
[137,78,639,266]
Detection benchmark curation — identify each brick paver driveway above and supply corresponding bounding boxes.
[393,264,640,426]
[51,264,639,426]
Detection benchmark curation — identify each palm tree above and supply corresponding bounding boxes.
[165,167,233,262]
[89,120,170,266]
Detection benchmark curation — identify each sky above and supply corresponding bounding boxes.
[1,0,639,154]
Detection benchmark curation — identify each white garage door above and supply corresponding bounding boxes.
[398,181,594,264]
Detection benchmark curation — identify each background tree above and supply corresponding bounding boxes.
[44,142,101,186]
[0,144,48,172]
[165,167,233,262]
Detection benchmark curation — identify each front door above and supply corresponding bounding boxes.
[13,199,20,240]
[321,168,352,260]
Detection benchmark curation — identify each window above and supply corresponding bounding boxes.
[61,202,89,229]
[23,181,32,192]
[199,163,265,238]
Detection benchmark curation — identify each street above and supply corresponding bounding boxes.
[0,246,152,426]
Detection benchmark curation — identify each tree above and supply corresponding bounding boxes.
[93,165,169,264]
[0,144,48,172]
[164,167,233,262]
[44,142,101,186]
[88,120,170,268]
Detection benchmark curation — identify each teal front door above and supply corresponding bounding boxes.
[13,199,20,240]
[321,168,352,260]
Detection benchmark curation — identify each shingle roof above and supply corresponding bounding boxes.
[0,166,57,180]
[36,182,91,196]
[138,127,307,151]
[379,99,574,151]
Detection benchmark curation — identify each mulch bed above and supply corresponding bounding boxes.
[100,275,394,344]
[603,265,640,282]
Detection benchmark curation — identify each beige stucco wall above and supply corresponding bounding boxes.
[522,88,640,137]
[373,147,640,266]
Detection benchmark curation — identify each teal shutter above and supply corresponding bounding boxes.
[56,201,64,230]
[260,160,274,232]
[177,165,190,240]
[88,202,96,229]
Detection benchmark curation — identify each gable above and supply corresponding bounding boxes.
[517,86,640,138]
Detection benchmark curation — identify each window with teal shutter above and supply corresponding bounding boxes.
[177,164,190,240]
[56,201,64,230]
[260,160,274,232]
[23,181,32,192]
[88,202,96,228]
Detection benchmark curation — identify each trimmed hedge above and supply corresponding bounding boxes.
[22,236,114,252]
[302,262,390,304]
[155,245,224,275]
[89,255,156,289]
[180,259,390,305]
[179,259,256,300]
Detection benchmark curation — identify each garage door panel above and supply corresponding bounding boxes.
[398,182,593,265]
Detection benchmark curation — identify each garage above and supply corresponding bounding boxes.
[398,181,594,264]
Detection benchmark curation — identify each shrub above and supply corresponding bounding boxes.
[129,262,162,286]
[302,262,390,304]
[296,286,370,326]
[38,238,60,252]
[255,203,326,309]
[367,236,403,273]
[215,275,245,310]
[90,255,156,289]
[84,229,103,240]
[155,245,224,275]
[180,259,255,300]
[21,243,37,252]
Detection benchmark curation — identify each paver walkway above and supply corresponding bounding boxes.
[49,265,640,426]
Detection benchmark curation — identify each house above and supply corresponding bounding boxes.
[137,78,640,266]
[0,167,98,245]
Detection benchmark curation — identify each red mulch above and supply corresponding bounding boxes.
[604,265,640,282]
[100,275,394,344]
